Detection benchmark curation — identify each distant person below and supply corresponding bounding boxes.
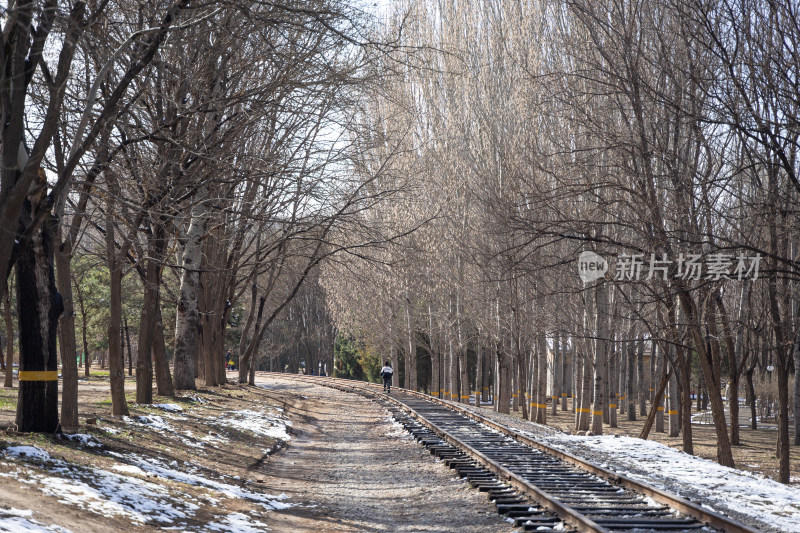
[380,361,393,393]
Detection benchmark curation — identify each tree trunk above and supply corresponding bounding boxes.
[76,285,90,377]
[55,230,78,428]
[746,355,757,430]
[678,345,694,453]
[766,194,791,482]
[428,307,439,398]
[512,355,519,411]
[517,337,528,419]
[609,335,618,428]
[152,306,174,396]
[627,333,637,421]
[199,228,228,388]
[4,281,13,388]
[15,197,63,433]
[592,282,608,434]
[391,332,400,391]
[239,296,266,383]
[459,344,469,404]
[536,332,548,424]
[639,362,673,440]
[249,349,256,384]
[136,222,168,403]
[552,334,560,416]
[447,336,455,400]
[105,207,128,417]
[405,292,417,391]
[497,342,511,414]
[794,330,800,445]
[578,352,592,431]
[668,348,680,438]
[124,320,132,376]
[678,289,733,466]
[173,198,207,390]
[475,340,483,406]
[574,350,583,424]
[562,335,569,412]
[638,337,647,416]
[654,342,665,433]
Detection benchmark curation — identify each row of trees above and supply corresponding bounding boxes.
[321,0,800,483]
[2,1,400,433]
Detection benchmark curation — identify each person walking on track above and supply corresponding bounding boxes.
[380,361,393,393]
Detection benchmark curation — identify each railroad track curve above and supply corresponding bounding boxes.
[263,372,757,533]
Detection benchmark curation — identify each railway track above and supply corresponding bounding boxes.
[266,373,757,533]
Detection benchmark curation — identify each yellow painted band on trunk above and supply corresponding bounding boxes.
[561,393,567,397]
[593,410,603,416]
[668,410,678,415]
[576,408,591,413]
[609,404,617,408]
[18,371,58,381]
[431,392,439,396]
[535,403,547,408]
[657,406,664,411]
[460,395,469,399]
[512,394,518,398]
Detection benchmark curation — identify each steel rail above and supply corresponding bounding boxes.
[265,372,757,533]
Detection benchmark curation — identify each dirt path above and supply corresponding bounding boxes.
[259,375,514,532]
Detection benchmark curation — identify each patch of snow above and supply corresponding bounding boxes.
[384,419,411,439]
[114,452,293,511]
[153,403,184,412]
[203,512,271,532]
[3,446,51,462]
[212,409,291,442]
[111,464,147,476]
[61,434,102,448]
[199,432,229,445]
[2,446,197,526]
[0,514,73,533]
[123,415,172,431]
[540,433,800,532]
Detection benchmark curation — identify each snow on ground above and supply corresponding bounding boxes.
[0,508,73,533]
[106,451,292,510]
[0,446,197,525]
[123,414,172,432]
[58,434,102,449]
[211,408,292,442]
[154,403,184,412]
[384,417,412,439]
[201,512,273,533]
[538,433,800,532]
[0,404,296,532]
